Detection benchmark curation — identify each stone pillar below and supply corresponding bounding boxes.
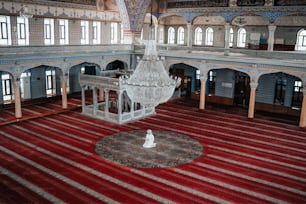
[232,27,238,48]
[187,23,192,47]
[248,82,258,119]
[299,89,306,127]
[14,81,22,119]
[268,25,276,51]
[224,23,231,55]
[199,76,207,110]
[104,89,109,118]
[93,87,97,116]
[117,90,122,114]
[61,75,68,109]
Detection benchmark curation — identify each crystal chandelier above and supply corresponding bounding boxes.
[122,7,181,108]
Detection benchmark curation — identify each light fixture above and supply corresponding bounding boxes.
[19,5,33,18]
[122,1,181,108]
[234,17,247,27]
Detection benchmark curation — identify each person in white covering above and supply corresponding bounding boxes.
[143,129,156,148]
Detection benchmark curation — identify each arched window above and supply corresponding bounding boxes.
[168,27,175,44]
[177,26,184,45]
[237,28,246,48]
[194,27,202,45]
[229,28,234,47]
[205,27,213,46]
[295,29,306,51]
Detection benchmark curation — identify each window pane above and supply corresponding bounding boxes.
[1,22,8,39]
[45,24,51,39]
[19,23,25,39]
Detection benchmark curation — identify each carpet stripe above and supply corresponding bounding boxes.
[11,125,92,156]
[0,146,118,204]
[0,130,176,204]
[0,166,64,203]
[196,162,306,196]
[138,119,306,163]
[208,152,306,182]
[158,103,304,134]
[27,120,92,143]
[131,169,232,204]
[158,110,306,147]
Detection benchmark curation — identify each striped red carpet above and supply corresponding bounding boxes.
[0,99,306,203]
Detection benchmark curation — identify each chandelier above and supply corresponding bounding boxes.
[122,9,180,107]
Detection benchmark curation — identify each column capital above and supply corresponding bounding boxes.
[224,22,231,29]
[250,82,258,89]
[268,25,277,32]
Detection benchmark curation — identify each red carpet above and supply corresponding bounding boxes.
[0,99,306,203]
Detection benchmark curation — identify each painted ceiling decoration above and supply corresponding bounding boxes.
[116,0,151,31]
[167,0,228,8]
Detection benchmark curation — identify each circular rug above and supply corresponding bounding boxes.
[95,130,204,168]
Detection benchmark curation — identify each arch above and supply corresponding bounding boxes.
[105,60,127,71]
[169,63,200,98]
[274,14,306,27]
[69,62,101,93]
[231,14,269,26]
[192,14,226,26]
[158,15,188,25]
[295,28,306,51]
[20,65,63,100]
[257,72,303,109]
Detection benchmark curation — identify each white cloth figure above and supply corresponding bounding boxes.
[143,129,156,148]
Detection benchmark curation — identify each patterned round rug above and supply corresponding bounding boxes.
[95,130,204,168]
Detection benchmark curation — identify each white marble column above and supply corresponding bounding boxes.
[224,23,231,55]
[104,89,109,118]
[14,81,22,119]
[224,23,231,49]
[81,86,85,113]
[93,87,97,116]
[248,82,258,119]
[232,27,238,48]
[187,23,192,47]
[117,90,122,115]
[268,25,276,51]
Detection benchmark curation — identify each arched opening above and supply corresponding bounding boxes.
[169,63,199,99]
[206,68,250,108]
[69,62,100,93]
[19,65,62,100]
[256,72,302,117]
